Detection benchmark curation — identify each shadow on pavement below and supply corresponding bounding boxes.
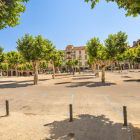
[121,76,132,78]
[0,79,50,84]
[43,114,131,140]
[72,77,94,80]
[0,83,33,89]
[66,81,116,88]
[123,79,140,82]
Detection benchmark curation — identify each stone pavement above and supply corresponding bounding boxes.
[1,71,140,140]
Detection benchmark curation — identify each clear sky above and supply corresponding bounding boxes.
[0,0,140,53]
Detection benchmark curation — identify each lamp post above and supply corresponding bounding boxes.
[72,49,75,75]
[77,55,81,74]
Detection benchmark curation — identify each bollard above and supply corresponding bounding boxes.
[69,104,73,122]
[6,100,9,116]
[123,106,127,126]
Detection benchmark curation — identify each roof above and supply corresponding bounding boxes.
[73,46,86,50]
[66,45,73,48]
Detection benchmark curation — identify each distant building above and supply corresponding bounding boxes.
[62,45,89,71]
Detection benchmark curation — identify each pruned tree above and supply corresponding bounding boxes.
[65,59,73,72]
[39,61,47,73]
[6,51,22,76]
[17,34,52,85]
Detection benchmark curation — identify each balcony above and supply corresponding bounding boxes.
[67,56,72,59]
[67,51,72,54]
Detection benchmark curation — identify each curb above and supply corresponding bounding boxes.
[129,123,134,140]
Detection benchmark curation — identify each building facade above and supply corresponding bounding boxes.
[62,45,89,71]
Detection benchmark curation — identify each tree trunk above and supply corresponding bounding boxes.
[113,63,115,72]
[121,64,122,73]
[52,61,55,79]
[91,64,94,73]
[15,65,17,76]
[11,70,13,76]
[97,63,99,77]
[111,62,113,72]
[94,63,96,74]
[128,62,131,70]
[32,61,39,85]
[0,70,2,77]
[101,66,105,83]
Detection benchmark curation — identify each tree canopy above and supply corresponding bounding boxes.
[0,0,29,29]
[85,0,140,17]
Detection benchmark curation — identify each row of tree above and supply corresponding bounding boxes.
[86,31,140,83]
[0,34,65,85]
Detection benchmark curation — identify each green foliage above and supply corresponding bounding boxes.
[85,0,140,17]
[0,46,5,63]
[0,0,29,29]
[65,59,72,66]
[17,34,53,63]
[39,61,47,70]
[8,64,14,69]
[104,31,127,60]
[73,59,79,66]
[115,67,119,70]
[0,63,8,71]
[6,51,22,66]
[18,64,27,71]
[134,46,140,63]
[26,63,33,70]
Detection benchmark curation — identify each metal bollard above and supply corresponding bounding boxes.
[6,100,9,116]
[69,104,73,122]
[123,106,127,126]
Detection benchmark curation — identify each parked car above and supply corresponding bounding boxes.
[46,70,53,74]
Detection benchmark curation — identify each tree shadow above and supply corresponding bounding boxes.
[43,114,131,140]
[66,81,116,88]
[0,83,33,89]
[72,77,94,80]
[121,76,132,78]
[123,79,140,82]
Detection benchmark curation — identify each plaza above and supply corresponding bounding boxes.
[0,70,140,139]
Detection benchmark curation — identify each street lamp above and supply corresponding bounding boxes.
[71,49,75,75]
[77,55,81,74]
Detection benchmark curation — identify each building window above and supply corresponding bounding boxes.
[74,51,75,54]
[74,56,76,59]
[79,62,82,66]
[85,55,87,60]
[79,51,81,54]
[85,61,88,66]
[85,51,87,54]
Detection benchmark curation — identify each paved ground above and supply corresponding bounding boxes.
[0,70,140,140]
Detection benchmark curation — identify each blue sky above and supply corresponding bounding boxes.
[0,0,140,53]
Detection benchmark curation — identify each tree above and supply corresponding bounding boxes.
[85,0,140,17]
[134,46,140,68]
[0,0,29,29]
[73,59,79,72]
[87,31,127,83]
[0,46,5,63]
[86,37,103,77]
[39,61,47,73]
[54,59,63,72]
[17,34,52,85]
[65,59,73,72]
[115,54,124,73]
[48,50,64,79]
[0,63,8,76]
[6,51,22,76]
[87,56,95,73]
[125,47,136,70]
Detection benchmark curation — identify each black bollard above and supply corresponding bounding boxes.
[69,104,73,122]
[6,100,9,116]
[123,106,127,126]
